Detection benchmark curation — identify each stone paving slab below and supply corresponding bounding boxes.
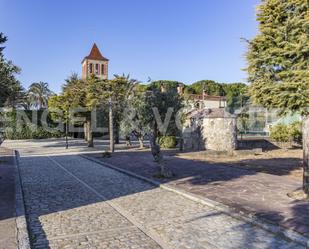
[4,134,306,248]
[49,155,304,248]
[88,150,309,237]
[19,156,161,249]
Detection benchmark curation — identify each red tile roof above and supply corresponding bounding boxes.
[83,43,109,62]
[187,94,226,101]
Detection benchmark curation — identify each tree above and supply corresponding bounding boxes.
[48,94,70,148]
[222,83,250,113]
[186,80,223,95]
[87,74,139,146]
[0,33,24,107]
[146,87,183,177]
[65,75,94,147]
[120,86,151,148]
[109,74,139,144]
[246,0,309,195]
[28,82,54,109]
[142,86,184,141]
[51,74,94,147]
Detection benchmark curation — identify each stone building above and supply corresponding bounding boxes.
[183,108,237,152]
[176,84,227,110]
[82,43,109,80]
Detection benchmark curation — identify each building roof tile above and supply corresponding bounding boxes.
[83,43,109,62]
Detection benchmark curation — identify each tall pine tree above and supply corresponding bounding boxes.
[246,0,309,195]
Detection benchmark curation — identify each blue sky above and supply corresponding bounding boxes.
[1,0,260,93]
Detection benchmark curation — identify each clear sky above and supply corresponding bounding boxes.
[1,0,260,93]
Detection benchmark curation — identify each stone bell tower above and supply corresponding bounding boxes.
[82,43,109,80]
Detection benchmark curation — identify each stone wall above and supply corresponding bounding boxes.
[202,117,237,152]
[183,126,205,151]
[183,109,237,152]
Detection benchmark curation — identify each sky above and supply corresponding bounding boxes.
[1,0,260,93]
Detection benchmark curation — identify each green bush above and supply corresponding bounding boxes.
[270,122,302,143]
[158,136,177,148]
[288,122,303,144]
[2,110,64,140]
[4,126,63,140]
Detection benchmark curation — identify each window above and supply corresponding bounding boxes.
[95,64,99,74]
[89,63,93,74]
[101,64,105,75]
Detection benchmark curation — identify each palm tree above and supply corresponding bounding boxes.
[28,82,53,109]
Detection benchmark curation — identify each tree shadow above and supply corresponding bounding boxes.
[16,154,158,248]
[85,148,309,241]
[1,140,308,248]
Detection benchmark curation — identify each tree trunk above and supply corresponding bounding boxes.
[179,135,183,151]
[138,136,144,149]
[87,120,94,147]
[114,124,120,144]
[84,122,88,141]
[153,122,158,144]
[303,116,309,194]
[125,135,131,147]
[65,120,69,149]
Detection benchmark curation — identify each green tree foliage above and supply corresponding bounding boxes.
[146,87,184,138]
[0,33,24,107]
[120,87,151,148]
[270,122,302,143]
[49,74,91,145]
[222,83,250,112]
[121,81,184,148]
[246,0,309,194]
[246,0,309,115]
[185,80,249,112]
[187,80,223,95]
[28,81,54,109]
[87,74,139,144]
[3,110,63,139]
[48,95,70,123]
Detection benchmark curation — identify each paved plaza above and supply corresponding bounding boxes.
[3,139,307,249]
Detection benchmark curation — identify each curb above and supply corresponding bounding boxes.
[14,150,31,249]
[81,154,309,247]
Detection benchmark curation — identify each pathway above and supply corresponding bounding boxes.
[17,152,303,248]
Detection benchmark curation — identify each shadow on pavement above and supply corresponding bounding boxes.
[1,140,308,248]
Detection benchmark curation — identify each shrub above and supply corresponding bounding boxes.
[158,136,177,148]
[288,122,302,144]
[4,126,63,140]
[2,110,64,140]
[270,122,302,143]
[270,124,290,142]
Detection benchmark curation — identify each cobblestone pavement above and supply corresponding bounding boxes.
[0,147,18,249]
[88,150,309,237]
[18,153,305,249]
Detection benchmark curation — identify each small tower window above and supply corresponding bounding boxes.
[89,63,93,74]
[95,64,99,74]
[101,64,105,75]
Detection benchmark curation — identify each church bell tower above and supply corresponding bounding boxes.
[82,43,109,80]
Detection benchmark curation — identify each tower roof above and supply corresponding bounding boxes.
[82,43,109,62]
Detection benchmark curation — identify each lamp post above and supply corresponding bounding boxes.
[64,102,70,149]
[108,89,114,153]
[109,97,114,152]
